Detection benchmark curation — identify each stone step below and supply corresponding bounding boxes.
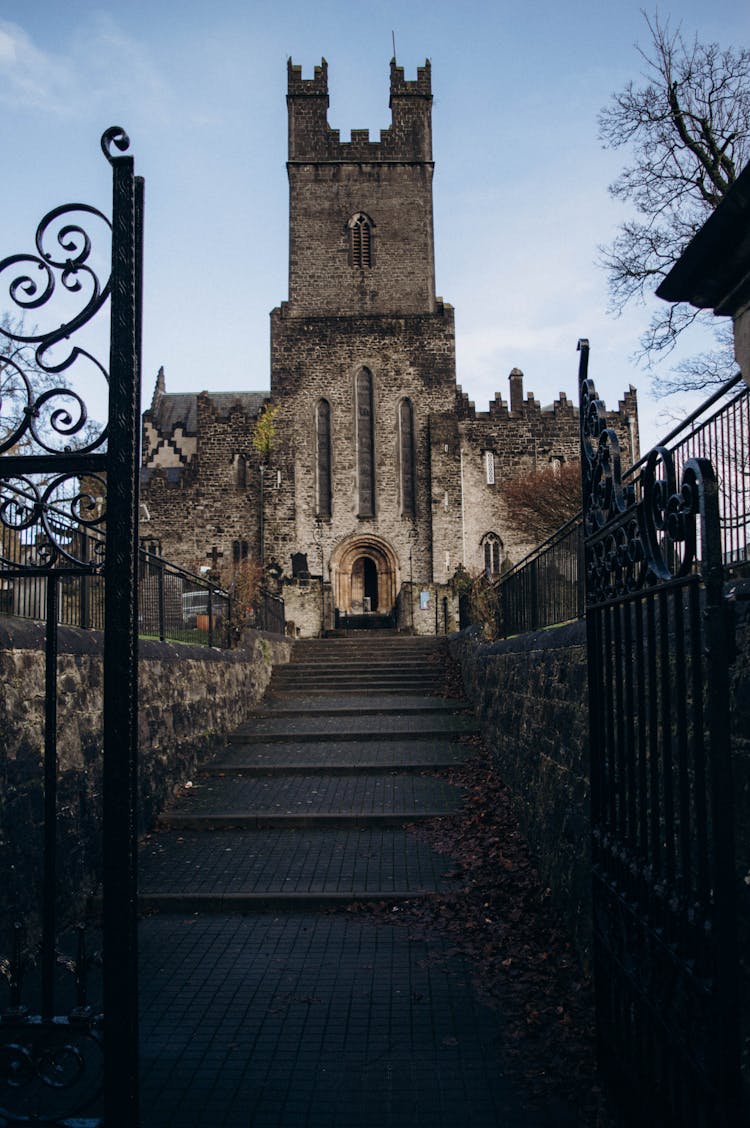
[272,673,441,686]
[138,891,424,911]
[162,772,462,821]
[291,643,442,658]
[277,661,442,676]
[139,826,456,902]
[204,737,470,774]
[269,685,441,697]
[159,811,450,829]
[255,695,467,716]
[273,665,442,678]
[229,714,477,743]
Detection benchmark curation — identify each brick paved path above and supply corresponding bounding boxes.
[138,636,570,1127]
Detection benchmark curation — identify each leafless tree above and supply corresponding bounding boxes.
[598,12,750,391]
[502,460,581,544]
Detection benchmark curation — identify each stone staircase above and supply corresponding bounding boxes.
[139,636,475,912]
[136,638,568,1127]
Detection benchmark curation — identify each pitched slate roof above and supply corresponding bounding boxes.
[150,391,268,434]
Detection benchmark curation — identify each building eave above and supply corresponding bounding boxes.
[656,160,750,317]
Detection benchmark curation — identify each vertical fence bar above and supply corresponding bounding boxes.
[102,137,142,1127]
[41,576,59,1023]
[157,559,166,642]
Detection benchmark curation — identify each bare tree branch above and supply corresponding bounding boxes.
[598,12,750,392]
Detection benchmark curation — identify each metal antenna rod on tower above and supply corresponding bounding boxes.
[392,30,397,61]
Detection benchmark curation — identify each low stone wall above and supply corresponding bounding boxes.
[0,617,292,928]
[449,621,592,964]
[452,594,750,988]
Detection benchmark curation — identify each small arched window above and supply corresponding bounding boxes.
[316,399,332,518]
[399,398,416,519]
[482,533,503,577]
[348,213,373,268]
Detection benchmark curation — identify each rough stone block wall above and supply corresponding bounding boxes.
[452,599,750,1034]
[457,387,639,577]
[0,619,291,931]
[269,307,456,588]
[427,415,464,583]
[450,622,592,965]
[287,163,436,317]
[140,392,265,574]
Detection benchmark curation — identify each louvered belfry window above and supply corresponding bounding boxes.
[316,399,332,518]
[399,398,416,518]
[356,369,375,516]
[349,213,373,268]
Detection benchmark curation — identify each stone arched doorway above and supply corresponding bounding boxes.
[330,535,399,618]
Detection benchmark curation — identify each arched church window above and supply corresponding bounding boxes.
[399,398,416,519]
[482,533,503,577]
[348,213,373,268]
[356,369,375,517]
[316,399,332,518]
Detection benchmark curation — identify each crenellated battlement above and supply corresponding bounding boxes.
[389,58,432,99]
[287,57,432,163]
[287,57,329,97]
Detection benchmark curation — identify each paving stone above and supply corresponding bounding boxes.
[140,827,455,897]
[164,773,462,818]
[206,737,470,773]
[139,913,560,1128]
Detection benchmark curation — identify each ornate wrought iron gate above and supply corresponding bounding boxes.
[1,129,143,1125]
[579,340,741,1124]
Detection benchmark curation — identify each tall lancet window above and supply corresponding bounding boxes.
[356,368,375,517]
[399,398,416,518]
[316,399,332,518]
[348,213,373,268]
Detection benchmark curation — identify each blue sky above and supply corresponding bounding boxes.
[1,0,748,449]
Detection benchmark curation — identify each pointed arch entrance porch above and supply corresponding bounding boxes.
[329,534,400,618]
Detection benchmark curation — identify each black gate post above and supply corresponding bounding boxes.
[102,130,143,1127]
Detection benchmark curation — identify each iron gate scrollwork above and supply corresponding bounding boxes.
[0,128,143,1126]
[578,340,741,1125]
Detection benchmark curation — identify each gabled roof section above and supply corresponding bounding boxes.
[149,391,268,435]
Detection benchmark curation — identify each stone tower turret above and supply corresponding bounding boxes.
[284,57,436,317]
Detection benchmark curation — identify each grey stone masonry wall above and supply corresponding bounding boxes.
[140,390,266,574]
[452,591,750,998]
[286,58,436,318]
[450,622,592,966]
[456,380,640,574]
[0,618,291,930]
[269,307,456,589]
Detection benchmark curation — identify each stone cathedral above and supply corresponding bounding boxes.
[140,58,639,636]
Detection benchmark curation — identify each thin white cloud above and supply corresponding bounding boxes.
[0,16,174,123]
[0,20,77,113]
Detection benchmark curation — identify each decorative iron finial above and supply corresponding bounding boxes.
[100,126,131,164]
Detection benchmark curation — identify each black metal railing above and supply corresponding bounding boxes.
[579,340,741,1124]
[470,372,749,639]
[496,516,583,637]
[139,549,230,646]
[0,502,232,646]
[253,586,286,635]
